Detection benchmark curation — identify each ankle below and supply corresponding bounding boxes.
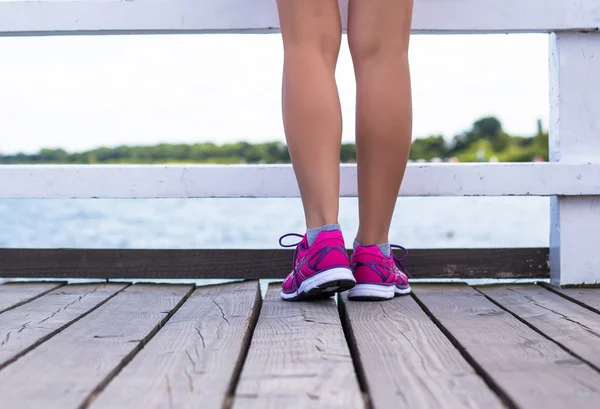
[355,231,389,248]
[306,216,339,230]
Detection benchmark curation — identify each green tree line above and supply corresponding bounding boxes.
[409,117,548,162]
[0,117,548,165]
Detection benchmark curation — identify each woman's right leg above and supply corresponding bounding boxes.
[276,0,344,230]
[277,0,356,301]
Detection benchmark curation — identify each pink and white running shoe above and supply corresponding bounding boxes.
[348,244,411,301]
[280,230,356,301]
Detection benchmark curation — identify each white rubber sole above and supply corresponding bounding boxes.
[347,283,412,301]
[280,267,356,301]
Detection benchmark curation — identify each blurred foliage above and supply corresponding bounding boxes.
[0,117,548,164]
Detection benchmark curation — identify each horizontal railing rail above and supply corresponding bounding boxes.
[1,163,599,198]
[0,248,549,280]
[0,0,599,36]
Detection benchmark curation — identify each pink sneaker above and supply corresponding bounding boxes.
[279,230,356,301]
[348,244,411,301]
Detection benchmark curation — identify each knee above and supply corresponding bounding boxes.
[283,28,342,68]
[347,30,409,65]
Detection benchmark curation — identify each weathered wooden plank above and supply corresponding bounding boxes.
[0,284,193,409]
[478,285,600,371]
[540,285,600,315]
[0,283,127,370]
[0,282,64,313]
[89,281,261,409]
[413,284,600,409]
[0,248,549,280]
[232,284,363,409]
[2,163,600,198]
[339,294,504,409]
[1,0,599,36]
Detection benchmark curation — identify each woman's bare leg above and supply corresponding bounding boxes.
[348,0,414,247]
[276,0,343,229]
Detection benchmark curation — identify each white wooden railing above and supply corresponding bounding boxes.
[1,0,599,286]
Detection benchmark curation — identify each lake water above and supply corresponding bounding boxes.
[0,197,550,286]
[0,197,549,249]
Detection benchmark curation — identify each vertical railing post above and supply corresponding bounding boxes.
[549,31,600,286]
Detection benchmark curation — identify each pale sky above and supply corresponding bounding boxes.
[0,33,549,155]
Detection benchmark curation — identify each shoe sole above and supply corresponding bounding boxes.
[280,267,356,301]
[347,283,412,301]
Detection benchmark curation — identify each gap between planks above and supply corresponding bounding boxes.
[412,284,600,409]
[339,291,505,409]
[88,280,262,409]
[539,283,600,315]
[0,282,129,371]
[232,283,364,409]
[0,283,195,409]
[409,289,518,409]
[0,282,66,314]
[81,284,197,409]
[476,284,600,374]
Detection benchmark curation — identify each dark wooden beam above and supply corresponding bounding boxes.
[0,248,549,280]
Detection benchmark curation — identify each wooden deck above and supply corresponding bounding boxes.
[1,281,600,408]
